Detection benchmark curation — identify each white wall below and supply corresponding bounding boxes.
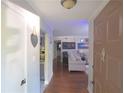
[41,22,54,85]
[25,12,40,93]
[53,20,89,37]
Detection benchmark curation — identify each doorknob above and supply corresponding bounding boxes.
[20,79,26,86]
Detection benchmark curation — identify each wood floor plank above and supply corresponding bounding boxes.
[44,57,88,93]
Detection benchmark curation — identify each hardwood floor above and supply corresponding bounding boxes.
[44,57,88,93]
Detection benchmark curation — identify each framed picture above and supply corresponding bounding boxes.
[78,43,88,49]
[62,42,76,49]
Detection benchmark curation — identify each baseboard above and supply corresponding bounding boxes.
[88,84,93,93]
[45,72,53,85]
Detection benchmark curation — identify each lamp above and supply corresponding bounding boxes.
[61,0,77,9]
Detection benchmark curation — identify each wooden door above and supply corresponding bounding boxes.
[93,0,122,93]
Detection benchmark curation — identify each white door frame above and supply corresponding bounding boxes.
[44,33,49,85]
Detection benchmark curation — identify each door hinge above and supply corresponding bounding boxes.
[91,81,95,85]
[92,65,94,68]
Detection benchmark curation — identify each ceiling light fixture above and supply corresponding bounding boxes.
[61,0,77,9]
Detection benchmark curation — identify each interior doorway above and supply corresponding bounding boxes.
[56,40,62,59]
[46,36,90,93]
[53,40,62,62]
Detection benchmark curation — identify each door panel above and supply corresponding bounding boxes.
[2,2,26,93]
[94,0,122,93]
[94,22,107,43]
[107,8,121,41]
[94,80,102,93]
[2,1,41,93]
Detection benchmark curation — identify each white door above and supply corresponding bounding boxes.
[2,2,26,93]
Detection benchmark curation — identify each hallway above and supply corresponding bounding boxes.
[44,57,88,93]
[1,0,123,93]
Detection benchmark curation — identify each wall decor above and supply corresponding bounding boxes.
[31,27,38,48]
[78,43,88,49]
[62,42,75,49]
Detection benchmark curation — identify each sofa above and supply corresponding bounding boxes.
[68,51,87,72]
